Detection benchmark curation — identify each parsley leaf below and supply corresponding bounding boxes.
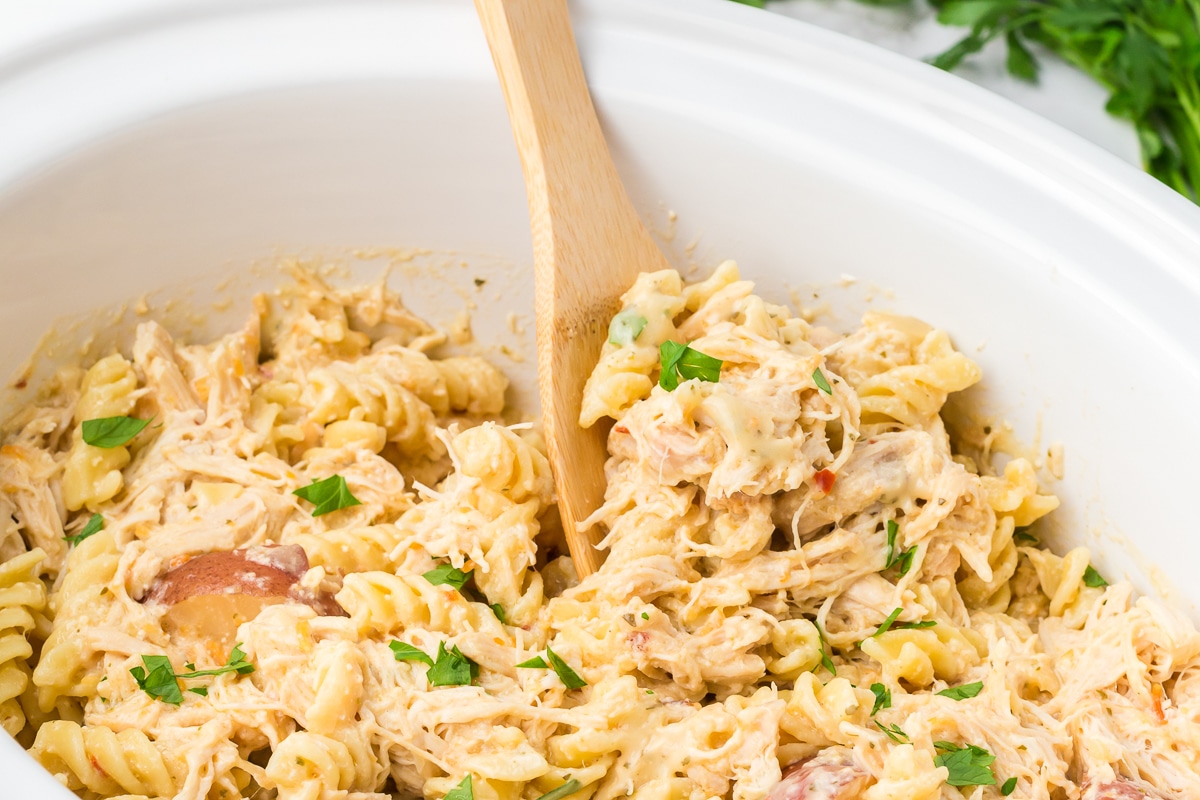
[175,643,255,678]
[65,513,103,546]
[131,655,183,705]
[813,619,836,676]
[1001,776,1018,796]
[390,641,434,667]
[424,565,473,590]
[293,475,362,517]
[535,779,582,800]
[872,607,903,638]
[1012,527,1039,545]
[869,682,891,715]
[427,642,479,687]
[875,721,909,743]
[188,686,208,696]
[81,415,151,448]
[516,656,549,669]
[490,603,507,623]
[546,647,587,689]
[1083,565,1109,588]
[884,520,917,576]
[812,368,833,395]
[443,775,474,800]
[895,620,937,631]
[131,645,254,704]
[658,341,722,391]
[934,742,997,787]
[608,309,648,346]
[937,681,983,701]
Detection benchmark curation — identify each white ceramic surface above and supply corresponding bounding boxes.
[2,0,1200,792]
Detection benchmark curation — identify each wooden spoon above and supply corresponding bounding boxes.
[475,0,671,578]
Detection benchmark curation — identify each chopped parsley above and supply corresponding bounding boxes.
[423,565,473,590]
[81,415,151,448]
[884,520,917,576]
[534,779,582,800]
[812,368,833,395]
[1083,565,1109,588]
[875,721,909,743]
[546,647,587,689]
[131,644,253,704]
[292,475,362,517]
[934,742,997,787]
[490,603,507,623]
[389,641,434,667]
[937,681,983,701]
[813,619,836,676]
[1012,527,1039,545]
[131,655,183,705]
[658,341,722,391]
[65,513,104,546]
[608,309,648,346]
[427,642,479,687]
[869,682,891,715]
[641,612,650,620]
[515,649,587,689]
[1001,777,1018,796]
[443,775,474,800]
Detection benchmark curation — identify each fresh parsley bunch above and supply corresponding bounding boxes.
[732,0,1200,204]
[927,0,1200,203]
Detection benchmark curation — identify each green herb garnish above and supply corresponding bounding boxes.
[1012,527,1039,545]
[812,368,833,394]
[188,687,208,697]
[884,520,917,576]
[608,309,648,346]
[546,647,587,689]
[658,341,722,391]
[443,775,474,800]
[516,656,549,669]
[490,603,507,623]
[1083,565,1109,588]
[535,779,582,800]
[869,682,891,715]
[937,681,983,701]
[934,742,997,787]
[424,565,473,590]
[641,612,650,620]
[813,619,836,676]
[65,513,104,546]
[427,642,479,687]
[293,475,362,517]
[131,655,183,705]
[81,415,151,448]
[875,721,909,743]
[131,645,252,704]
[1001,776,1018,796]
[389,641,434,667]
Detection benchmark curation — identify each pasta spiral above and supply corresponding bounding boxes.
[30,721,180,798]
[62,355,139,512]
[0,549,46,737]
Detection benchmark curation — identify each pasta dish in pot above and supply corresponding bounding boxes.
[0,264,1190,800]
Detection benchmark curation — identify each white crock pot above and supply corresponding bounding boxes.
[3,0,1200,793]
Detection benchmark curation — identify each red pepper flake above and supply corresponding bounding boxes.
[1152,683,1166,723]
[814,469,836,494]
[614,425,629,434]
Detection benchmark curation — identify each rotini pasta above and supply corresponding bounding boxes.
[1,264,1195,800]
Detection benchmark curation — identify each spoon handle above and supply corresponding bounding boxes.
[476,0,669,577]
